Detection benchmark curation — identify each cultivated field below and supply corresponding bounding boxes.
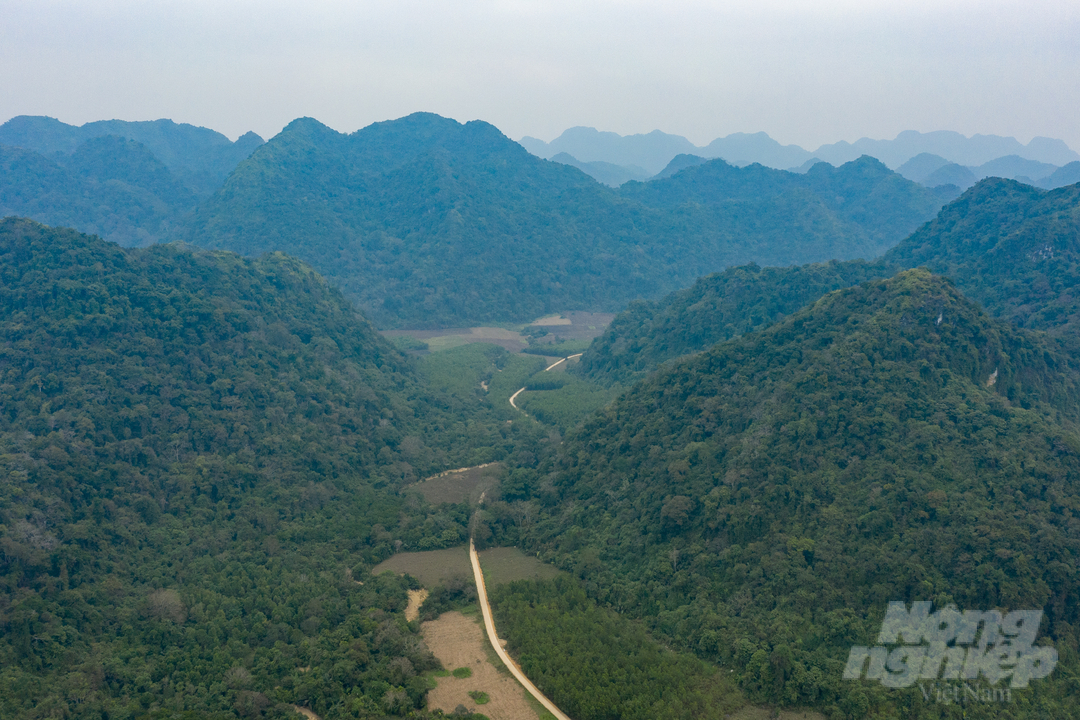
[479,547,563,587]
[423,611,543,720]
[371,546,472,586]
[407,463,503,505]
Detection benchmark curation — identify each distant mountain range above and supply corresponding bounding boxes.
[0,116,263,196]
[578,176,1080,386]
[522,126,1080,189]
[180,113,948,327]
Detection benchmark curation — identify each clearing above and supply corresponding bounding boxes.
[371,546,472,587]
[407,463,503,505]
[423,610,541,720]
[479,547,563,587]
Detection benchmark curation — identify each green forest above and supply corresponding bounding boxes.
[2,108,1080,720]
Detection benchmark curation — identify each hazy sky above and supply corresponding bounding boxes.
[2,0,1078,150]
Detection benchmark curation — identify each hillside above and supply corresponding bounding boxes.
[0,115,264,196]
[881,178,1080,340]
[0,218,513,719]
[521,270,1080,717]
[579,177,1080,385]
[576,260,891,386]
[0,137,199,246]
[182,113,949,328]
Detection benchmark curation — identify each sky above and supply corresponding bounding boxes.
[2,0,1078,151]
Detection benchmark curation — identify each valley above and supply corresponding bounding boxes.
[1,111,1080,720]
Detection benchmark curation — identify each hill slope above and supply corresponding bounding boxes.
[0,115,264,196]
[0,218,509,718]
[527,270,1080,716]
[183,113,949,328]
[579,177,1080,385]
[0,137,199,246]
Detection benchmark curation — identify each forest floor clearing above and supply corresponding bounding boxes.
[290,705,321,720]
[422,610,542,720]
[371,546,472,586]
[406,589,429,621]
[406,462,502,504]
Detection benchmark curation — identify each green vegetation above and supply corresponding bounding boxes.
[0,115,264,196]
[0,137,198,247]
[181,113,948,327]
[490,578,746,720]
[452,667,473,679]
[467,690,489,704]
[581,178,1080,387]
[518,271,1080,717]
[0,218,536,718]
[418,343,509,399]
[576,260,888,386]
[515,377,620,432]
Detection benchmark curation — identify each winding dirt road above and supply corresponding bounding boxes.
[469,540,573,720]
[507,353,583,414]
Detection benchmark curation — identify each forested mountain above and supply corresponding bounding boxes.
[0,218,516,719]
[576,260,891,386]
[579,177,1080,385]
[0,116,264,196]
[881,178,1080,341]
[181,113,948,328]
[522,270,1080,717]
[0,137,199,246]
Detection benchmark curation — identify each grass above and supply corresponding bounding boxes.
[418,343,509,398]
[467,690,490,704]
[516,376,621,431]
[487,354,548,411]
[452,666,473,679]
[479,547,563,587]
[521,337,593,356]
[370,546,471,586]
[406,463,502,505]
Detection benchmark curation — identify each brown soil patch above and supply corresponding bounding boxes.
[422,611,539,720]
[291,706,321,720]
[406,589,428,622]
[371,546,472,587]
[408,463,502,505]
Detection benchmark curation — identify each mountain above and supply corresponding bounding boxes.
[548,152,651,186]
[0,136,199,246]
[881,178,1080,340]
[576,260,890,386]
[522,127,1080,174]
[1039,161,1080,190]
[813,130,1080,169]
[0,218,511,718]
[973,155,1060,183]
[895,152,950,183]
[0,116,264,196]
[526,270,1080,716]
[182,113,950,328]
[618,155,956,261]
[921,162,977,190]
[519,126,698,175]
[578,177,1080,386]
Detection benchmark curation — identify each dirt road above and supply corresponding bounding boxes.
[507,353,583,414]
[469,540,573,720]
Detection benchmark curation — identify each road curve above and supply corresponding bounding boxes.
[469,540,573,720]
[508,353,584,413]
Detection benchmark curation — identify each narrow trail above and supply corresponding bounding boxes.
[469,539,573,720]
[507,353,583,415]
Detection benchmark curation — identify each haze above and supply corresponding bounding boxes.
[2,0,1078,149]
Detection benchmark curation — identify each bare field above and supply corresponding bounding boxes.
[730,708,826,720]
[423,611,539,720]
[382,327,527,352]
[408,463,503,505]
[371,546,471,587]
[479,547,563,587]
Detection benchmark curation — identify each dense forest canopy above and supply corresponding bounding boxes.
[0,218,524,719]
[519,270,1080,717]
[579,177,1080,386]
[180,113,949,327]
